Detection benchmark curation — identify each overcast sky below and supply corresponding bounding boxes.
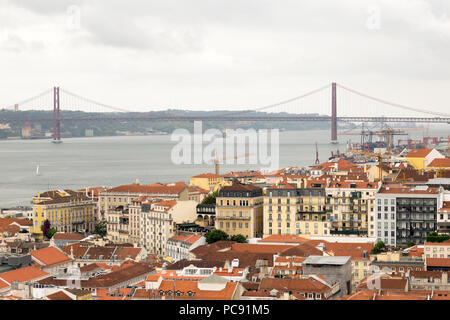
[1,0,450,117]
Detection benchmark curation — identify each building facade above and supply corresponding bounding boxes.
[31,190,96,236]
[215,182,264,239]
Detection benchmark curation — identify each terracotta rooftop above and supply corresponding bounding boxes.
[406,149,433,158]
[46,291,73,300]
[31,246,72,267]
[52,233,85,241]
[168,234,202,244]
[426,258,450,268]
[106,182,187,195]
[259,235,308,244]
[428,158,450,168]
[0,266,49,284]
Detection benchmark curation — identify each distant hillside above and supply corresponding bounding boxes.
[0,109,337,139]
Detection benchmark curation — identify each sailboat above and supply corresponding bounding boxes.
[36,164,41,176]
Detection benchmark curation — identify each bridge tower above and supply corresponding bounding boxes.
[52,87,62,143]
[331,82,338,144]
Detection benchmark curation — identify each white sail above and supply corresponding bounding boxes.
[36,165,40,176]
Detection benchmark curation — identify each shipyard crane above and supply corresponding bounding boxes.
[378,129,408,158]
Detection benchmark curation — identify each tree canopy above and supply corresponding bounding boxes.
[201,190,219,205]
[205,229,247,244]
[371,240,386,254]
[94,220,107,237]
[426,232,450,243]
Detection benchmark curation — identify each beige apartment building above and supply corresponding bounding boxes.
[326,181,379,237]
[98,182,189,243]
[98,181,189,217]
[129,197,197,248]
[263,181,329,237]
[215,182,264,239]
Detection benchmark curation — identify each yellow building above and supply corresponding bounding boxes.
[31,190,96,236]
[190,173,228,192]
[264,181,329,237]
[215,181,264,239]
[406,148,444,170]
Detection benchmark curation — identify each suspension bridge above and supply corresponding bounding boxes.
[1,82,449,143]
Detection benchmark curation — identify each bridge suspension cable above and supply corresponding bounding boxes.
[225,83,332,117]
[59,88,134,113]
[337,83,450,117]
[5,88,53,110]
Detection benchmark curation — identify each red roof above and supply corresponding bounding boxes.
[259,235,308,244]
[31,246,72,267]
[191,173,223,178]
[169,234,202,244]
[426,258,450,268]
[231,243,293,254]
[267,181,296,190]
[0,266,49,284]
[428,158,450,168]
[328,181,378,189]
[378,185,439,195]
[107,182,187,195]
[406,149,433,158]
[325,242,373,260]
[53,233,85,241]
[46,291,73,300]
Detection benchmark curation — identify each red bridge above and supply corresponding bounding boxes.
[1,82,449,143]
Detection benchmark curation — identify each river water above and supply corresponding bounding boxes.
[0,127,448,208]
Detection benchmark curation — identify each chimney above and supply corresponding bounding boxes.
[136,178,140,185]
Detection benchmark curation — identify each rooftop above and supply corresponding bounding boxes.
[303,255,351,265]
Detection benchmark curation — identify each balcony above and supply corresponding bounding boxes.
[330,229,367,236]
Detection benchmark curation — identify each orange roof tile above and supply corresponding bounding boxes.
[31,246,72,267]
[107,182,187,195]
[428,158,450,168]
[46,291,73,300]
[426,258,450,267]
[0,266,49,284]
[406,149,433,158]
[259,235,308,244]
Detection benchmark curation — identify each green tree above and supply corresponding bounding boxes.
[371,240,386,254]
[426,232,450,243]
[230,234,247,243]
[94,220,107,237]
[46,228,57,239]
[201,190,219,205]
[205,229,229,244]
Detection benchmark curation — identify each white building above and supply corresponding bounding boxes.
[166,234,205,262]
[374,184,444,247]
